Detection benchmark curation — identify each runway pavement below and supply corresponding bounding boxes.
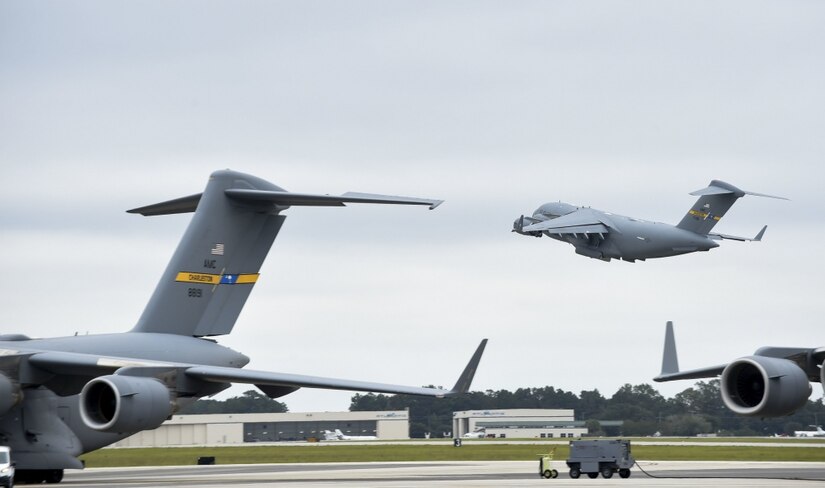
[58,461,825,487]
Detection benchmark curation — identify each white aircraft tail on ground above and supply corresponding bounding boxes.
[323,429,378,441]
[794,426,825,437]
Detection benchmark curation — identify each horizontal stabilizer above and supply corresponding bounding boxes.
[226,189,443,209]
[689,180,788,200]
[709,225,768,242]
[128,189,442,216]
[127,193,202,216]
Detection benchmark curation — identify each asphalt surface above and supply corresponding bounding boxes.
[55,461,825,487]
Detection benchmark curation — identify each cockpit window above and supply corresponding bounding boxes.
[535,202,577,219]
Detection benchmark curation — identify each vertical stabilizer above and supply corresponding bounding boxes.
[661,321,679,376]
[131,170,287,336]
[129,170,442,337]
[675,180,746,235]
[676,180,786,235]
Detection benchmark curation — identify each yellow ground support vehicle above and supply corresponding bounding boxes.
[537,448,559,479]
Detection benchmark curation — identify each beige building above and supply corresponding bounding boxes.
[453,409,587,439]
[113,410,410,447]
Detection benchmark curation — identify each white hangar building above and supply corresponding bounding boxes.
[453,409,588,439]
[113,410,410,447]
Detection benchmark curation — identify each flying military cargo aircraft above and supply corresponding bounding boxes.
[512,180,785,262]
[654,322,822,417]
[0,170,487,484]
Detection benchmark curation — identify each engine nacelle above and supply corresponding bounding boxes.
[720,356,811,417]
[79,375,173,433]
[0,374,22,416]
[821,362,825,395]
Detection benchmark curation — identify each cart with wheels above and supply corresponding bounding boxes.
[537,447,559,479]
[565,439,634,479]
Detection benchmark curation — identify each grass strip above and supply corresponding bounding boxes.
[81,444,825,468]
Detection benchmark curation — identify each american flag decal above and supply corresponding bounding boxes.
[211,243,225,256]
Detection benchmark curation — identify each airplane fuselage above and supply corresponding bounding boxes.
[516,180,780,262]
[540,209,719,262]
[0,333,249,467]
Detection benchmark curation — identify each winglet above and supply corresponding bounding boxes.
[660,321,679,376]
[753,225,767,242]
[448,339,488,395]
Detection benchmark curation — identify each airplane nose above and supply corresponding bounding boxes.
[512,215,524,233]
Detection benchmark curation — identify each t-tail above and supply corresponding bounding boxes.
[129,170,442,337]
[675,179,786,236]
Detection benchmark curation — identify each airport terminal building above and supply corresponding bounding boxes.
[453,409,587,439]
[113,408,589,447]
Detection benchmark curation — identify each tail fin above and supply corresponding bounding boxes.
[130,170,441,337]
[675,180,786,235]
[660,321,679,376]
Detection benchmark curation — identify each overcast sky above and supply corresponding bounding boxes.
[2,1,823,413]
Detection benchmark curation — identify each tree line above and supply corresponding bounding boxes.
[178,382,825,439]
[350,381,825,438]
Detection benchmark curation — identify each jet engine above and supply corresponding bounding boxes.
[720,356,811,417]
[79,375,173,433]
[0,374,22,415]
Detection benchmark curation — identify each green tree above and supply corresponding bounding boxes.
[663,414,713,436]
[179,390,288,414]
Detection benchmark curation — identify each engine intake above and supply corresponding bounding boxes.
[79,375,173,432]
[720,356,811,417]
[0,374,22,415]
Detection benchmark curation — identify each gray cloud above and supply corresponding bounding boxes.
[1,1,823,411]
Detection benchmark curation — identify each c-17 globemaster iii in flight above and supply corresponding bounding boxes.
[513,180,786,262]
[0,170,487,484]
[654,322,822,418]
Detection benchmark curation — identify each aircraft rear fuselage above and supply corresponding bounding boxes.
[544,210,719,261]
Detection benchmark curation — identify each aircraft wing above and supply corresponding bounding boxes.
[13,339,487,399]
[653,365,726,382]
[185,339,487,398]
[521,209,610,235]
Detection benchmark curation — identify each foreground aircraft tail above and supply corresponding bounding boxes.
[130,170,442,337]
[675,180,786,236]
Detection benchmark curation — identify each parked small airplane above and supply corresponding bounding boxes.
[0,170,487,483]
[462,429,486,438]
[513,180,785,262]
[654,322,822,417]
[794,426,825,438]
[323,429,378,441]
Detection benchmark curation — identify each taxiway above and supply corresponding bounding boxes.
[59,460,825,487]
